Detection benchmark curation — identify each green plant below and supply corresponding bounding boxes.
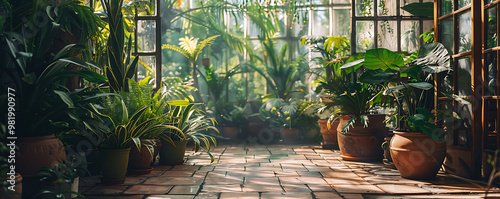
[259,98,300,128]
[86,95,180,150]
[34,157,87,199]
[163,103,219,162]
[294,100,321,131]
[214,101,249,128]
[161,35,220,107]
[342,42,451,141]
[102,0,139,93]
[301,36,350,81]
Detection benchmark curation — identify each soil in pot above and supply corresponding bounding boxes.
[17,135,66,178]
[318,119,339,149]
[390,131,446,180]
[159,140,187,165]
[99,148,131,185]
[337,115,387,162]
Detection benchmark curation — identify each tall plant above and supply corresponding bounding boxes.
[102,0,139,93]
[161,35,220,107]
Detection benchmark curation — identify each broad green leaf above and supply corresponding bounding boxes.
[54,90,74,108]
[365,48,404,70]
[416,43,451,74]
[359,69,395,84]
[401,2,434,17]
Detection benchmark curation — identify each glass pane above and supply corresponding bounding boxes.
[458,0,471,9]
[228,10,244,35]
[137,56,156,82]
[401,21,420,52]
[457,57,472,96]
[440,0,453,16]
[378,0,397,16]
[356,21,375,52]
[486,0,496,4]
[312,0,331,4]
[439,70,453,97]
[332,8,351,37]
[137,20,156,52]
[487,6,498,49]
[312,9,330,36]
[458,11,472,53]
[356,0,374,16]
[333,0,350,3]
[486,52,498,96]
[440,18,453,54]
[485,100,498,150]
[440,100,454,145]
[291,9,309,37]
[455,98,472,146]
[401,0,420,16]
[378,20,397,51]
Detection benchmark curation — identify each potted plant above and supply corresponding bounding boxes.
[343,42,451,179]
[0,127,22,199]
[318,69,388,161]
[32,158,86,199]
[85,95,179,184]
[295,100,321,142]
[259,98,301,143]
[159,102,219,165]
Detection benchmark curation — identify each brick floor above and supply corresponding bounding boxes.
[81,144,500,198]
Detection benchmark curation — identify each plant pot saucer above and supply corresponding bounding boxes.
[160,160,184,165]
[128,167,153,175]
[101,178,126,185]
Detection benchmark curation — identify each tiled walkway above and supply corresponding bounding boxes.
[80,144,500,199]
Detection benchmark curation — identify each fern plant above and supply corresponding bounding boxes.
[161,35,220,107]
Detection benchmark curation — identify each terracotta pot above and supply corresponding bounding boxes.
[337,115,387,161]
[222,127,239,139]
[390,131,446,179]
[2,173,22,199]
[17,135,66,177]
[318,119,339,149]
[279,128,299,143]
[99,148,131,185]
[128,140,154,174]
[159,140,187,165]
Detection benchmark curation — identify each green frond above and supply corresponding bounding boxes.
[161,44,191,60]
[193,35,220,62]
[179,36,199,55]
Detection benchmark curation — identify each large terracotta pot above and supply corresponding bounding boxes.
[99,148,131,185]
[390,131,446,179]
[279,128,299,143]
[2,173,22,199]
[222,127,239,139]
[159,140,187,165]
[318,119,339,149]
[17,135,66,177]
[128,140,154,175]
[337,115,387,161]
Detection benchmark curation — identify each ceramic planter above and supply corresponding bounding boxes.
[17,135,66,178]
[222,127,239,139]
[279,128,299,143]
[99,148,131,185]
[2,173,22,199]
[318,119,339,149]
[390,131,446,179]
[159,140,188,165]
[337,115,387,161]
[128,140,154,175]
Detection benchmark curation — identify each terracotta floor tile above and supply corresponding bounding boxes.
[279,177,328,185]
[201,184,242,192]
[281,184,311,192]
[376,184,431,194]
[83,185,129,195]
[340,193,364,199]
[124,185,172,195]
[307,184,334,192]
[313,191,343,199]
[171,165,201,171]
[144,177,204,185]
[220,192,260,199]
[122,176,148,185]
[88,196,145,199]
[323,177,371,185]
[242,184,284,192]
[244,177,280,185]
[260,192,313,199]
[162,171,195,177]
[168,185,200,194]
[204,176,243,185]
[227,171,276,178]
[146,195,195,199]
[194,192,220,199]
[332,184,385,194]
